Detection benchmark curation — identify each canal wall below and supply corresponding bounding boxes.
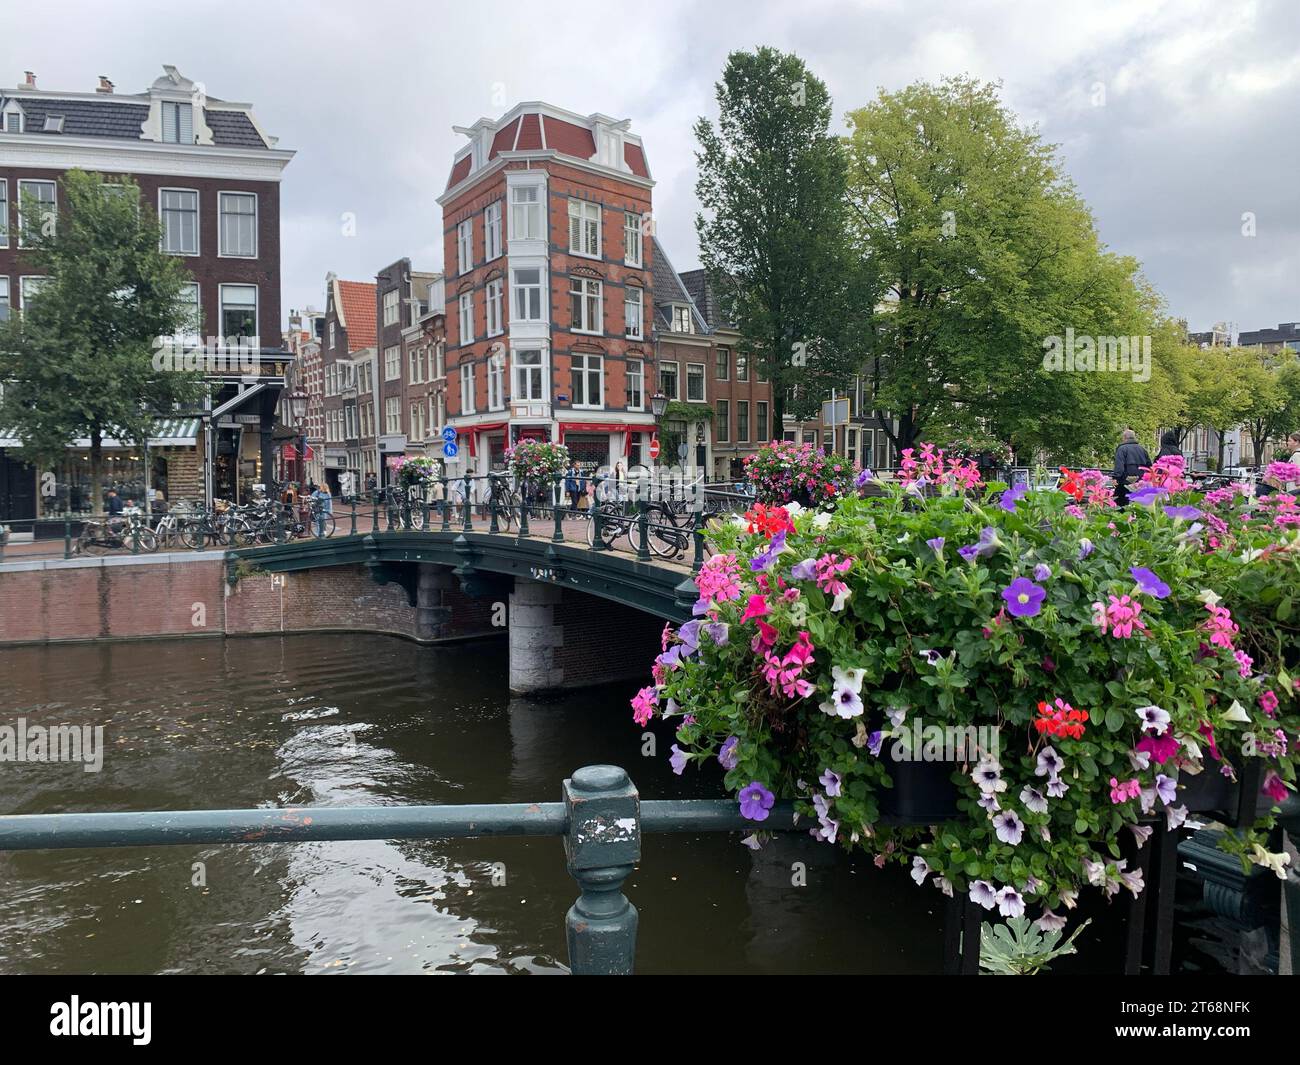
[0,554,498,646]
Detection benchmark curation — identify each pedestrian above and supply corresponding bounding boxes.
[1112,428,1152,506]
[151,488,168,517]
[1156,429,1181,461]
[1285,431,1300,466]
[564,463,585,512]
[105,489,124,516]
[309,481,332,537]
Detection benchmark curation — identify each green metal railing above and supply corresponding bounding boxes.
[0,765,795,976]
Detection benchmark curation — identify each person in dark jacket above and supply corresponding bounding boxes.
[564,464,586,512]
[1112,429,1152,505]
[105,489,124,516]
[1156,430,1181,460]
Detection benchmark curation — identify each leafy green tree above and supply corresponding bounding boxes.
[0,170,202,512]
[844,76,1150,459]
[1178,348,1256,469]
[694,46,865,426]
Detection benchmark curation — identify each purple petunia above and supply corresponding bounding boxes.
[1164,504,1202,521]
[854,468,875,488]
[1032,563,1051,582]
[993,810,1025,845]
[718,735,740,771]
[1127,484,1168,506]
[1077,538,1094,560]
[669,744,688,776]
[819,768,842,797]
[1130,566,1170,599]
[702,621,729,646]
[750,529,788,573]
[1001,577,1046,618]
[926,536,945,555]
[969,880,998,909]
[789,558,818,581]
[739,781,775,821]
[998,483,1028,512]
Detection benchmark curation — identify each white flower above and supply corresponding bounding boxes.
[811,511,832,530]
[1035,910,1067,933]
[1019,785,1048,814]
[969,880,997,909]
[910,856,931,886]
[1250,844,1292,879]
[831,665,866,692]
[1197,588,1223,607]
[1135,705,1171,735]
[934,877,954,897]
[831,588,851,612]
[995,886,1025,918]
[730,515,748,530]
[783,500,804,518]
[1223,699,1251,722]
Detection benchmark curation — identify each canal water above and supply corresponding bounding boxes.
[0,633,1236,975]
[0,633,949,975]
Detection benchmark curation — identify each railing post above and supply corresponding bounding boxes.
[518,479,530,537]
[440,477,451,532]
[552,473,565,543]
[563,765,640,975]
[63,519,72,560]
[275,502,286,543]
[636,499,651,563]
[371,490,380,535]
[462,479,473,532]
[487,477,500,535]
[691,511,705,573]
[130,518,140,554]
[349,498,357,536]
[591,499,606,552]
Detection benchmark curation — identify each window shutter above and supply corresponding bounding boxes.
[568,202,581,253]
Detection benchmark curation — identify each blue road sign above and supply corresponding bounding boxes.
[441,426,457,442]
[443,442,459,458]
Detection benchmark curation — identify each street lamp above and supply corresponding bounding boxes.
[651,392,668,418]
[288,389,308,485]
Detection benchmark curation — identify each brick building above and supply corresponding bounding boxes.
[401,281,447,469]
[0,65,293,516]
[374,258,441,484]
[283,308,325,487]
[319,275,377,495]
[435,102,657,478]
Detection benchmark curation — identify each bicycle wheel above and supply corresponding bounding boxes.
[311,514,336,538]
[133,528,159,553]
[646,511,685,559]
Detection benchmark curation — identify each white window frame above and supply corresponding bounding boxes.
[217,190,258,258]
[624,287,643,340]
[485,278,504,336]
[487,353,505,411]
[457,218,474,274]
[571,353,604,409]
[0,179,9,249]
[174,281,201,340]
[568,199,601,258]
[158,187,199,256]
[570,278,603,335]
[484,201,503,261]
[671,304,693,334]
[160,100,194,145]
[218,283,258,342]
[384,344,401,382]
[0,276,9,321]
[509,184,543,242]
[512,268,544,322]
[513,348,544,402]
[659,360,679,401]
[385,396,401,435]
[460,362,476,415]
[19,278,47,311]
[409,347,424,384]
[686,362,706,403]
[382,289,400,328]
[623,212,642,266]
[18,179,57,249]
[458,291,475,344]
[625,358,644,411]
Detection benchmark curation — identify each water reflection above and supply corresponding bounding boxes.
[0,633,944,974]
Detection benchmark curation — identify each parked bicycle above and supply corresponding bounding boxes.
[75,511,157,555]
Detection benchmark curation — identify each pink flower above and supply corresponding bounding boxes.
[695,554,743,604]
[1092,594,1147,639]
[1234,649,1253,678]
[1260,690,1279,717]
[631,686,658,726]
[1262,771,1289,804]
[1109,777,1142,803]
[1137,733,1179,765]
[1202,604,1238,649]
[740,594,770,623]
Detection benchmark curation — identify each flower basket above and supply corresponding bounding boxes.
[505,440,570,483]
[742,440,855,508]
[636,442,1300,939]
[878,758,961,825]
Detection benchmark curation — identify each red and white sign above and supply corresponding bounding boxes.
[648,435,660,460]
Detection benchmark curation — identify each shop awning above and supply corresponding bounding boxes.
[464,422,509,457]
[1,418,201,449]
[557,422,637,438]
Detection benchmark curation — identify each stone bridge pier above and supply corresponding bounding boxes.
[507,578,662,695]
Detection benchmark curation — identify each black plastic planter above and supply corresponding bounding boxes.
[879,758,961,824]
[1179,759,1264,828]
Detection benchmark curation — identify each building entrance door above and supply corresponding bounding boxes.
[1,452,37,521]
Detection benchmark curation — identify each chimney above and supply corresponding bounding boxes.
[96,75,114,94]
[23,71,35,88]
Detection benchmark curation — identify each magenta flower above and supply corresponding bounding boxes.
[631,686,658,726]
[739,781,775,822]
[1136,733,1179,765]
[1262,771,1289,804]
[1001,577,1046,618]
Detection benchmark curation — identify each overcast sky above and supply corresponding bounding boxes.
[5,0,1297,336]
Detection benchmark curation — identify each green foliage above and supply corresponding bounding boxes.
[978,916,1091,975]
[844,76,1152,459]
[0,170,203,510]
[694,47,867,425]
[662,400,712,423]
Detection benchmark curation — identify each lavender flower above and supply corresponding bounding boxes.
[702,621,729,646]
[993,810,1025,845]
[1130,566,1170,599]
[998,483,1028,512]
[669,744,688,776]
[789,558,818,581]
[1036,910,1067,933]
[1155,773,1177,805]
[1001,577,1046,618]
[1019,785,1048,814]
[1032,563,1052,582]
[1077,538,1094,560]
[750,529,788,573]
[1036,746,1064,778]
[718,735,740,771]
[819,768,842,797]
[969,880,998,909]
[926,536,945,555]
[911,856,931,885]
[1135,704,1171,735]
[1163,504,1202,521]
[1128,484,1168,506]
[995,886,1025,918]
[738,781,775,822]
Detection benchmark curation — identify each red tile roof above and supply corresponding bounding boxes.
[516,112,543,151]
[447,154,472,189]
[335,279,377,351]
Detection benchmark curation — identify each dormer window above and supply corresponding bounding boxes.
[161,100,193,144]
[42,114,64,133]
[2,106,22,134]
[672,305,694,334]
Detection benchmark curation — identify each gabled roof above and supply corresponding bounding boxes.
[332,279,378,351]
[650,238,709,335]
[678,269,736,332]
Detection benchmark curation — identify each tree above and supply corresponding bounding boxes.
[0,170,203,513]
[1178,348,1256,469]
[844,76,1150,458]
[694,47,865,427]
